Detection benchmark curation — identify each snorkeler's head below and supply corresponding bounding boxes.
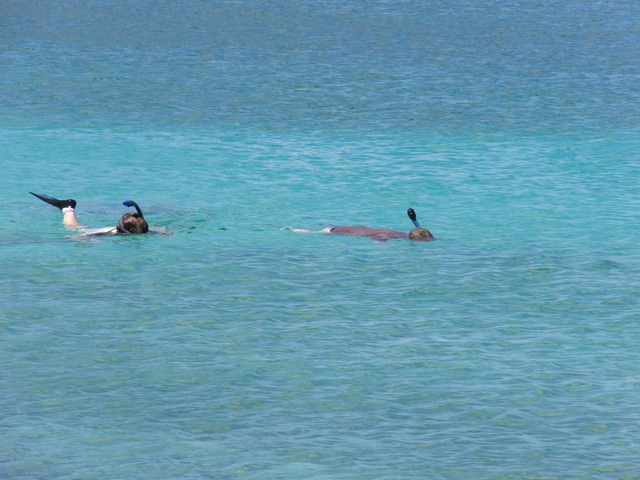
[408,227,434,241]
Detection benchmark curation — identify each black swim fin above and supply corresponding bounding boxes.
[30,192,77,210]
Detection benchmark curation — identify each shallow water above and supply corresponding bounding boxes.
[2,1,640,479]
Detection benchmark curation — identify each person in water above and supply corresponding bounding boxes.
[328,208,434,241]
[30,192,149,235]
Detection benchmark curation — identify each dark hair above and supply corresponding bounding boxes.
[408,227,433,241]
[116,213,149,234]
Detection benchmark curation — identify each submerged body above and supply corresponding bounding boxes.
[329,225,433,241]
[328,209,434,242]
[329,226,410,241]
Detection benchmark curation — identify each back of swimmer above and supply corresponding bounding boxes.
[328,208,434,241]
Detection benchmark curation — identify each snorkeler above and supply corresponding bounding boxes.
[30,192,149,235]
[327,208,434,241]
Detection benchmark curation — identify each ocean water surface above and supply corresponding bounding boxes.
[2,1,640,479]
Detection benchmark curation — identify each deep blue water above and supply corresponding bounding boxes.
[2,1,640,479]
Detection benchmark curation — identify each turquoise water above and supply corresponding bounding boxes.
[3,1,640,478]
